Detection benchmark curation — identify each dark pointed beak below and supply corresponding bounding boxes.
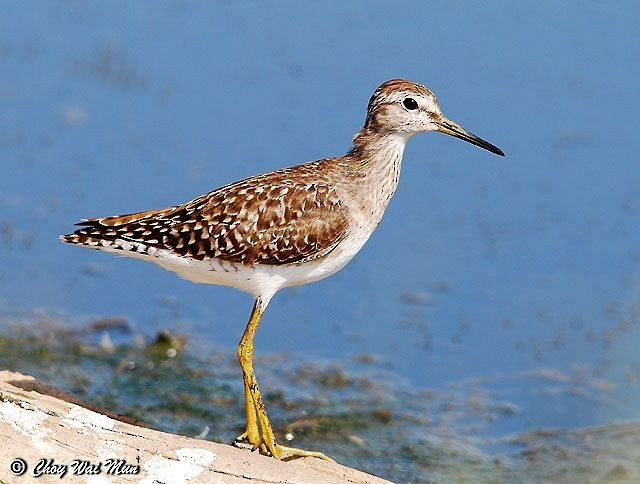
[435,117,504,156]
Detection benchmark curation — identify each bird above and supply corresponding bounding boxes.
[61,78,504,462]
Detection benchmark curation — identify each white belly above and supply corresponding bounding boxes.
[97,223,374,304]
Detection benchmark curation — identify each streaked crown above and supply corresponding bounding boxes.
[363,79,442,135]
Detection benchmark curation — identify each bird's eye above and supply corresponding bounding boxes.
[402,97,419,111]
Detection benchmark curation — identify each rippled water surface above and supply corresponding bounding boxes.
[1,2,640,482]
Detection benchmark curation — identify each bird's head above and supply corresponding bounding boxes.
[362,78,504,156]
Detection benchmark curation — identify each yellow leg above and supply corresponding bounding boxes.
[235,299,335,462]
[235,303,263,451]
[234,374,265,452]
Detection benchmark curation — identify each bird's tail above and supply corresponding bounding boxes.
[60,207,174,251]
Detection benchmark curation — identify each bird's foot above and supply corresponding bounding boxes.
[270,442,335,462]
[234,433,334,462]
[233,430,267,454]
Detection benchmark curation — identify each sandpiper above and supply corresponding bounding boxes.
[61,79,504,462]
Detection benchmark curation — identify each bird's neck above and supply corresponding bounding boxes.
[343,129,410,224]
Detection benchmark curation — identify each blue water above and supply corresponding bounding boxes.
[2,0,640,447]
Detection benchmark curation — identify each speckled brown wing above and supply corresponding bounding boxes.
[62,162,351,266]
